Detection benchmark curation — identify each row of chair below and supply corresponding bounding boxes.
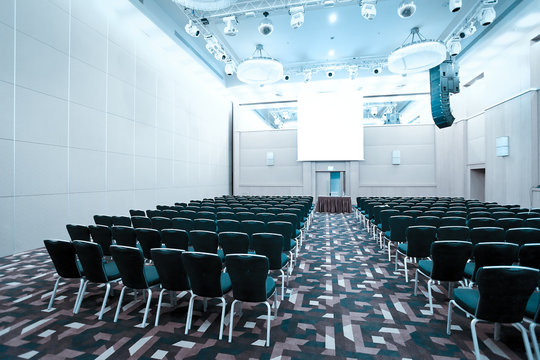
[44,239,282,345]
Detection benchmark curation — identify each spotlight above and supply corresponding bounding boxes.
[204,35,228,62]
[449,0,462,12]
[348,66,358,80]
[398,0,416,18]
[289,6,304,29]
[326,70,335,78]
[370,106,378,117]
[458,22,476,39]
[478,7,496,26]
[283,74,290,81]
[361,0,377,21]
[372,66,382,75]
[184,20,200,37]
[223,16,238,36]
[224,61,236,76]
[304,71,312,83]
[259,12,273,36]
[446,37,461,56]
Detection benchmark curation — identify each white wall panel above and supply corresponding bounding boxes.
[15,142,68,196]
[16,32,68,99]
[15,87,68,146]
[0,23,14,84]
[70,17,107,71]
[0,139,14,197]
[70,58,106,111]
[107,40,135,85]
[134,156,156,189]
[68,191,108,224]
[16,0,69,53]
[0,0,14,28]
[69,148,106,193]
[0,197,14,257]
[107,75,134,120]
[0,81,14,139]
[69,103,106,151]
[107,113,134,154]
[107,153,134,191]
[134,88,156,125]
[70,0,107,35]
[134,121,155,157]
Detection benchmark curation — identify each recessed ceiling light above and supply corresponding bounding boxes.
[328,49,335,56]
[329,13,337,24]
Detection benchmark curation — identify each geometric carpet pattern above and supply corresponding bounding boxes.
[0,213,530,359]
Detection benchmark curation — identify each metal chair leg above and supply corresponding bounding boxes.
[264,301,271,347]
[141,288,152,328]
[446,300,454,335]
[185,291,196,334]
[228,299,238,343]
[513,322,534,360]
[529,322,539,360]
[113,286,126,322]
[48,277,61,311]
[219,297,226,340]
[414,270,419,296]
[74,280,89,314]
[427,279,434,314]
[155,288,166,326]
[471,318,481,360]
[98,282,112,320]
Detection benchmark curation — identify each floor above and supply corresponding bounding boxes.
[0,213,530,359]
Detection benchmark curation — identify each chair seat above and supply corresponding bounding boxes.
[280,253,289,268]
[265,276,276,298]
[295,229,301,238]
[384,231,391,238]
[453,287,479,315]
[418,259,433,275]
[290,239,296,250]
[103,262,120,279]
[220,272,232,293]
[143,265,160,286]
[525,291,539,319]
[464,262,475,278]
[217,249,225,262]
[397,243,408,254]
[377,224,382,230]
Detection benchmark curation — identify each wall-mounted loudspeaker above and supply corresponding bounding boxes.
[429,60,460,128]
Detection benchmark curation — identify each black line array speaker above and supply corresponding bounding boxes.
[430,60,460,129]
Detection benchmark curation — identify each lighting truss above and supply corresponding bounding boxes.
[284,56,388,77]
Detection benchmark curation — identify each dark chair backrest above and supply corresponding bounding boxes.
[491,211,516,220]
[217,219,242,233]
[151,216,172,231]
[388,216,414,243]
[523,218,540,229]
[445,210,467,218]
[471,242,519,281]
[236,211,257,222]
[430,240,472,281]
[66,224,90,241]
[423,210,445,217]
[469,227,505,245]
[415,216,440,227]
[218,232,250,255]
[88,225,113,256]
[519,243,540,270]
[467,211,492,219]
[146,210,162,218]
[439,216,467,227]
[193,218,217,232]
[171,217,194,232]
[402,210,422,219]
[94,215,113,227]
[151,248,190,291]
[129,209,145,217]
[160,229,189,250]
[110,245,150,290]
[252,233,284,270]
[197,211,217,221]
[437,225,470,241]
[73,240,108,283]
[405,226,437,258]
[189,230,219,254]
[112,216,131,227]
[131,216,153,229]
[217,211,236,220]
[135,228,162,260]
[178,210,197,220]
[267,221,294,252]
[181,252,225,297]
[467,217,496,229]
[494,217,523,231]
[275,213,299,231]
[241,220,267,247]
[380,209,400,232]
[161,210,179,219]
[256,212,277,224]
[475,266,539,323]
[226,254,270,302]
[505,227,540,246]
[44,239,81,278]
[112,226,137,247]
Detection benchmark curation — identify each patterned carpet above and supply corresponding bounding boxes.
[0,213,531,359]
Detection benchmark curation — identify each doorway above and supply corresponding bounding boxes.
[470,168,486,202]
[316,171,345,196]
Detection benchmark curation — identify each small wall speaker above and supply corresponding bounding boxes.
[496,136,509,157]
[266,151,274,166]
[392,150,401,165]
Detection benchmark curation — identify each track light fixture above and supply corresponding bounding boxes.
[449,0,462,13]
[397,0,416,19]
[446,37,461,56]
[184,20,200,37]
[348,66,358,80]
[223,16,238,36]
[289,6,304,29]
[458,22,477,39]
[303,70,312,83]
[259,12,274,36]
[204,35,228,62]
[361,0,377,21]
[224,60,236,76]
[478,7,496,26]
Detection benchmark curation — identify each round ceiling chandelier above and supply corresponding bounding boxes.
[237,44,283,85]
[173,0,235,11]
[388,27,447,74]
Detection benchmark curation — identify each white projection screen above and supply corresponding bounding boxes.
[297,91,364,161]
